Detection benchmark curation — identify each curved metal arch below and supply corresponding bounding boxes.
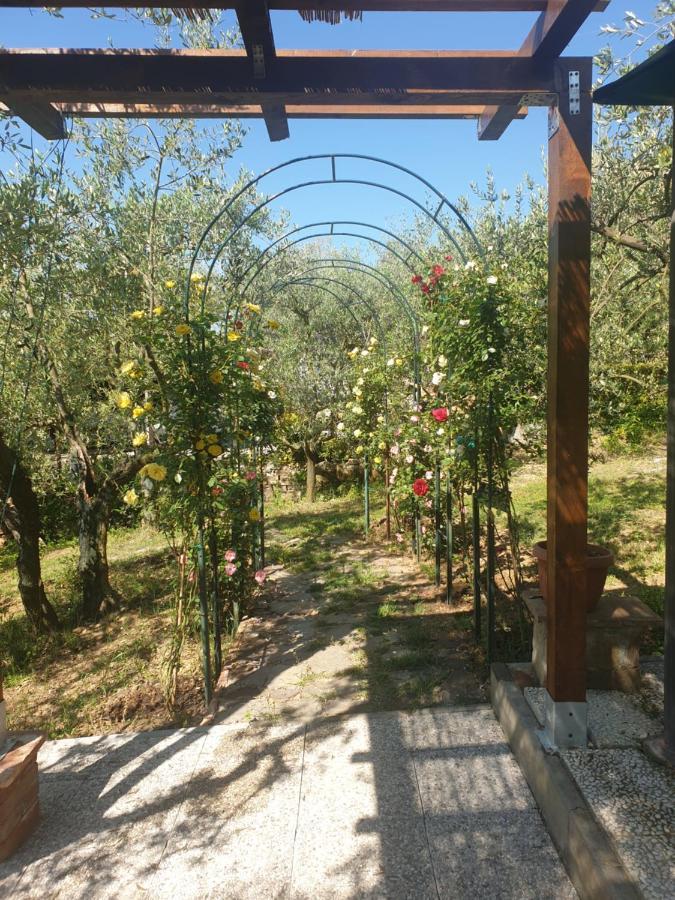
[184,153,483,320]
[243,257,419,342]
[269,275,388,346]
[199,178,466,310]
[240,229,417,298]
[189,154,480,277]
[239,219,425,287]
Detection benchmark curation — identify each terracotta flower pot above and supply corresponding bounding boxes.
[532,540,614,612]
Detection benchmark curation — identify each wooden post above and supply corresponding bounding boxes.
[647,110,675,765]
[545,58,592,747]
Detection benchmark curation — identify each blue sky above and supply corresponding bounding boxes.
[0,2,658,241]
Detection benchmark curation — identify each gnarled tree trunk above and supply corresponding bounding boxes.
[0,431,60,632]
[78,492,118,620]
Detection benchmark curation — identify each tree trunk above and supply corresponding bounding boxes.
[78,494,119,620]
[0,433,60,632]
[304,443,317,503]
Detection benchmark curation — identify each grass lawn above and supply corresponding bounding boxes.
[511,449,666,622]
[0,525,204,738]
[0,450,665,738]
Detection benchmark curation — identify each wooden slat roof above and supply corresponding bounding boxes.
[0,1,604,141]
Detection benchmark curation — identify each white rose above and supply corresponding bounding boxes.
[486,275,498,285]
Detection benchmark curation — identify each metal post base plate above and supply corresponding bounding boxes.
[544,692,588,749]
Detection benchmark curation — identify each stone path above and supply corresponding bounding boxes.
[1,708,576,899]
[1,521,577,897]
[214,538,486,726]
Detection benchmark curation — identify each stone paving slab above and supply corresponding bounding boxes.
[0,708,576,899]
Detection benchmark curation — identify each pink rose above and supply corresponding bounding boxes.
[225,549,236,562]
[245,471,257,481]
[254,569,267,585]
[225,563,237,576]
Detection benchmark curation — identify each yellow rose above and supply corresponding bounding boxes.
[123,489,138,507]
[120,360,137,376]
[374,456,382,465]
[207,444,223,457]
[164,280,175,289]
[266,319,280,330]
[175,324,191,336]
[378,441,386,450]
[140,463,166,482]
[395,358,403,367]
[248,508,260,523]
[190,272,205,283]
[132,433,147,447]
[245,302,261,314]
[130,310,145,320]
[116,391,132,410]
[152,305,164,316]
[356,445,364,455]
[194,439,206,451]
[205,434,218,444]
[209,370,224,384]
[132,406,145,419]
[226,331,240,342]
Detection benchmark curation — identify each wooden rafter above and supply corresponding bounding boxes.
[0,1,610,10]
[478,0,598,140]
[235,0,290,140]
[10,101,526,120]
[0,49,567,105]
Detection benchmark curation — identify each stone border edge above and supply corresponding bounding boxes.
[490,663,642,900]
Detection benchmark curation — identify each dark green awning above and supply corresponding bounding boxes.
[593,39,675,106]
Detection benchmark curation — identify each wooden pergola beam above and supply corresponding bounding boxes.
[0,97,66,139]
[33,101,526,119]
[0,48,565,110]
[478,0,599,141]
[0,1,610,10]
[235,0,290,139]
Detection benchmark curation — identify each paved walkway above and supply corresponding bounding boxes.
[2,707,575,899]
[214,539,486,726]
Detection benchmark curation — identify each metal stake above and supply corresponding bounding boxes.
[445,481,453,604]
[196,517,212,706]
[434,462,441,587]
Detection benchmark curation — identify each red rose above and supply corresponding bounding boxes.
[432,264,445,277]
[420,283,430,294]
[211,486,223,496]
[444,254,453,261]
[411,274,422,284]
[237,361,250,370]
[412,478,429,497]
[431,407,449,423]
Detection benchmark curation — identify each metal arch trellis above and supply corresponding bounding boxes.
[237,219,425,288]
[239,229,418,298]
[183,153,484,322]
[266,275,388,345]
[234,248,421,353]
[179,155,485,708]
[262,277,380,344]
[243,256,420,345]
